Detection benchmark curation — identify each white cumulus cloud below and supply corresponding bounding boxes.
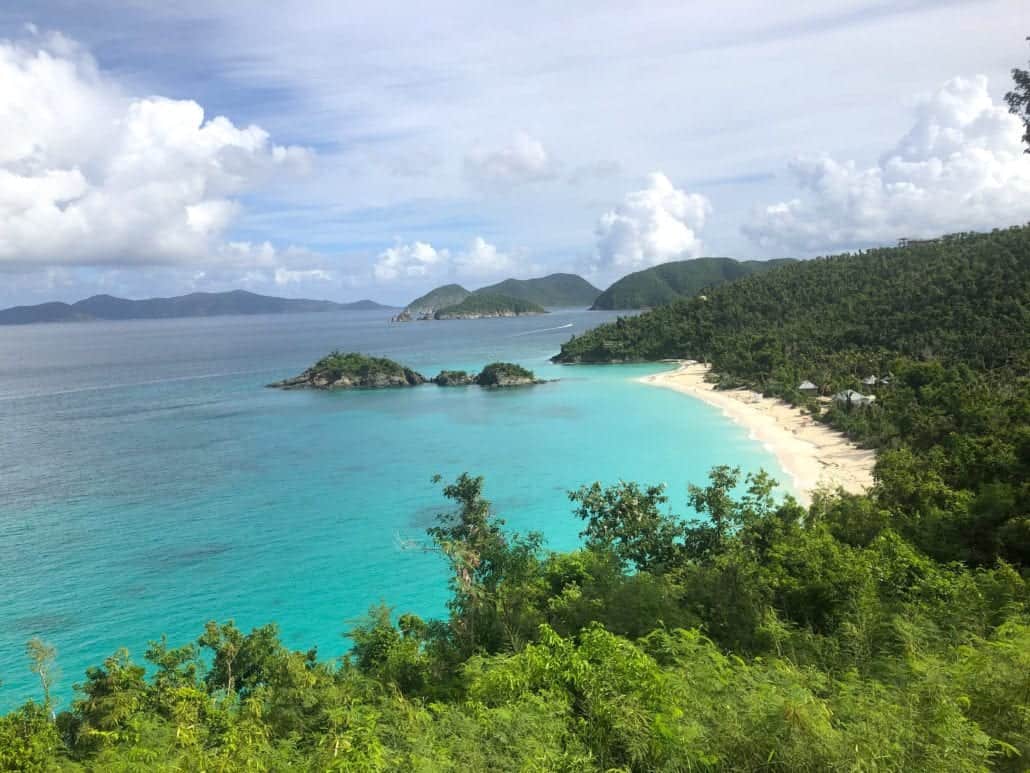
[594,172,711,272]
[0,30,312,270]
[373,237,516,283]
[452,236,516,277]
[464,132,557,186]
[373,241,446,281]
[743,75,1030,253]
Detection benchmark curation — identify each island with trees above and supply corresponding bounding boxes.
[432,293,546,319]
[394,272,600,320]
[268,353,546,390]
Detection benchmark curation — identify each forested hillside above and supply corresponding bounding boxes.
[590,257,796,309]
[2,228,1029,770]
[476,273,601,307]
[559,226,1030,567]
[563,229,1029,369]
[433,293,546,318]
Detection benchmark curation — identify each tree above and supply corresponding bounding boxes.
[199,620,289,699]
[427,473,543,654]
[1006,37,1030,152]
[569,480,682,572]
[25,638,57,715]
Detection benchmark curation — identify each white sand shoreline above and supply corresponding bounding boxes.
[639,362,876,507]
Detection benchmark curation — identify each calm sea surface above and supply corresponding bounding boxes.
[0,309,785,707]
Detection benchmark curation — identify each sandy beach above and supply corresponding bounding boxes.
[640,362,876,506]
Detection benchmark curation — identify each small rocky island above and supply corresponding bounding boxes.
[268,352,426,389]
[268,353,547,390]
[394,292,547,321]
[432,293,546,320]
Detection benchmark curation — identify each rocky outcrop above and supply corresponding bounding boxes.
[267,352,426,390]
[474,362,544,387]
[432,370,475,386]
[270,354,549,391]
[268,368,426,390]
[433,309,544,320]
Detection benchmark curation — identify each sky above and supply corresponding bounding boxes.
[0,0,1028,307]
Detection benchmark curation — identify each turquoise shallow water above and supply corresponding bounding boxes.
[0,309,786,708]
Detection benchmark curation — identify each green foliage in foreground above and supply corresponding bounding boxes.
[2,468,1028,771]
[434,293,546,318]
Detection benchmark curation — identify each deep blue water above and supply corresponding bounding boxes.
[0,309,785,708]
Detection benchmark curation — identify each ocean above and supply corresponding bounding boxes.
[0,308,784,708]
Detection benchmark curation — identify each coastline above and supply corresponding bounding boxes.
[639,362,875,507]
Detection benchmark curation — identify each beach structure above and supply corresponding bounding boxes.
[862,374,892,388]
[834,389,876,409]
[798,380,819,396]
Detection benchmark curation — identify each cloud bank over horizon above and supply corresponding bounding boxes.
[744,76,1030,253]
[0,31,315,276]
[0,3,1026,307]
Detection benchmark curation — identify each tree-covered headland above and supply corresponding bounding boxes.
[558,226,1030,567]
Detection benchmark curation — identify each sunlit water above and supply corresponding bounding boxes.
[0,309,785,707]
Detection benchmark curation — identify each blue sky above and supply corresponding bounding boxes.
[0,1,1028,306]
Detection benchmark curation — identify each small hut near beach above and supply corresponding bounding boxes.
[797,380,819,396]
[834,389,876,409]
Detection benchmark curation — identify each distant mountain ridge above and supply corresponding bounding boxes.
[591,257,797,309]
[0,290,395,325]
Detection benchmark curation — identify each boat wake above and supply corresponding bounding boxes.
[509,322,574,337]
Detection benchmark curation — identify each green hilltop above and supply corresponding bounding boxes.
[476,273,601,308]
[400,273,600,318]
[433,293,547,319]
[400,283,472,316]
[590,257,796,309]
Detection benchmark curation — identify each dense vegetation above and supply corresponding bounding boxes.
[401,284,471,316]
[302,352,426,387]
[590,257,796,309]
[4,228,1029,770]
[401,273,599,318]
[434,293,546,318]
[2,467,1027,770]
[474,362,538,386]
[559,227,1030,567]
[476,273,601,308]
